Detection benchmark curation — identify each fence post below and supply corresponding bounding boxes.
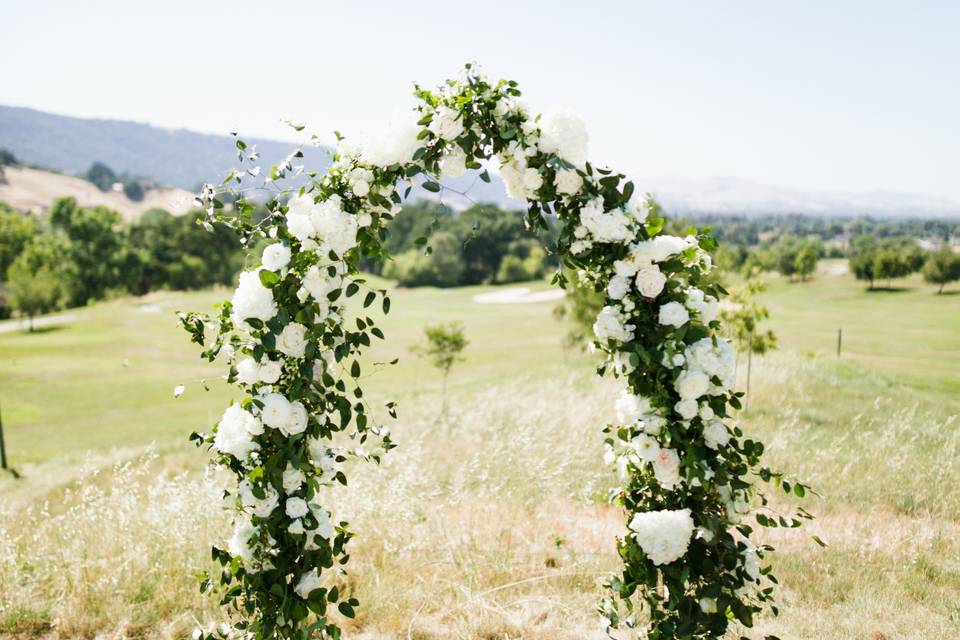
[837,328,842,357]
[0,399,7,470]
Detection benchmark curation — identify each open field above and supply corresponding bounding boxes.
[0,266,958,639]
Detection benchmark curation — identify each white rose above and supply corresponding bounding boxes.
[285,496,309,519]
[261,393,292,430]
[277,323,308,359]
[294,568,323,599]
[258,360,282,384]
[288,519,304,535]
[440,146,468,177]
[282,401,309,436]
[699,598,717,614]
[675,398,699,420]
[628,508,694,566]
[236,358,260,385]
[651,235,689,262]
[238,479,279,518]
[675,369,710,400]
[632,434,661,462]
[658,301,690,328]
[282,463,306,493]
[522,167,543,192]
[227,518,257,565]
[554,168,583,195]
[653,448,681,489]
[635,266,666,298]
[428,106,465,141]
[593,306,634,343]
[703,421,730,450]
[607,275,630,300]
[261,243,291,271]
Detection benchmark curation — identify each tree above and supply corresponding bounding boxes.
[922,247,960,294]
[849,235,879,289]
[412,321,468,416]
[794,242,819,281]
[872,248,908,289]
[85,162,117,191]
[6,238,65,329]
[719,276,778,410]
[0,203,37,280]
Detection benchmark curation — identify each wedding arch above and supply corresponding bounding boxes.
[181,65,809,640]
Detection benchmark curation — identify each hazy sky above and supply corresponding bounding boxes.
[4,1,959,199]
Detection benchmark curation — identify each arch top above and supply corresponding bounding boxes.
[185,63,804,640]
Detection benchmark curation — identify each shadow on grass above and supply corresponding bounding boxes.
[865,286,911,293]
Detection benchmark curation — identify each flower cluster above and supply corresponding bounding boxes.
[186,64,805,640]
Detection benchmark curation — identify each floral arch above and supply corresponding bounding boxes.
[182,65,807,640]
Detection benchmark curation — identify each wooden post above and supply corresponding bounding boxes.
[0,399,7,470]
[837,328,842,357]
[745,330,753,412]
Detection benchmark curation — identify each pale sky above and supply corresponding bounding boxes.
[4,1,959,199]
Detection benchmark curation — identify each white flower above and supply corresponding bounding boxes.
[362,117,422,167]
[282,400,309,436]
[700,296,719,324]
[285,496,309,519]
[310,505,335,541]
[675,398,699,420]
[286,194,319,241]
[699,404,715,420]
[703,421,730,449]
[672,353,685,367]
[227,518,257,565]
[302,265,342,303]
[685,337,737,390]
[632,434,661,462]
[607,275,630,300]
[522,167,543,193]
[214,403,262,459]
[236,358,260,385]
[554,168,583,195]
[628,508,694,565]
[653,448,681,489]
[440,146,468,177]
[308,439,338,482]
[675,369,710,400]
[615,390,652,425]
[579,199,632,244]
[428,106,465,141]
[310,196,358,257]
[699,597,718,614]
[239,479,279,518]
[288,519,304,534]
[231,270,277,325]
[743,545,761,581]
[651,235,690,262]
[658,301,690,328]
[282,462,306,493]
[593,306,634,343]
[261,243,291,271]
[538,109,588,166]
[635,266,666,298]
[261,393,292,430]
[277,323,308,358]
[294,568,323,599]
[258,360,282,384]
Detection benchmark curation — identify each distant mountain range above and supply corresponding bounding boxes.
[2,104,958,219]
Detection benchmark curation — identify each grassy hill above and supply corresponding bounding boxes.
[0,269,958,639]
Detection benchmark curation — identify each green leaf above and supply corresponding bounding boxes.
[422,180,441,193]
[258,270,280,288]
[337,602,355,618]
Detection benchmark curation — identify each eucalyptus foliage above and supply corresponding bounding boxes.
[183,64,809,640]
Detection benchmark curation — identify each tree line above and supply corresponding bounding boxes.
[0,197,242,325]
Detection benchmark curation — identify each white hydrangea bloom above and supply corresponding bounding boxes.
[239,479,279,518]
[685,337,737,390]
[361,117,422,167]
[579,199,633,244]
[310,196,358,258]
[628,508,695,565]
[593,305,634,343]
[214,403,262,459]
[231,270,277,326]
[538,109,588,166]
